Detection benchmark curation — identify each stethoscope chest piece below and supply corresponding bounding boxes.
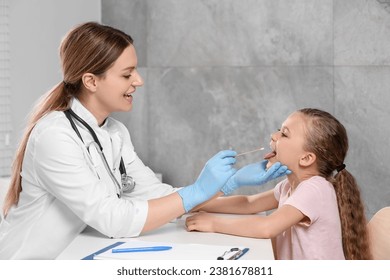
[121,174,136,193]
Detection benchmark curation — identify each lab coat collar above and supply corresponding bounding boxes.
[69,98,122,140]
[69,98,123,165]
[70,98,102,130]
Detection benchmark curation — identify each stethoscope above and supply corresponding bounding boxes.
[64,109,136,198]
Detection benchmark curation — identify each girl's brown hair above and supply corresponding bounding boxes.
[3,22,133,215]
[299,108,372,260]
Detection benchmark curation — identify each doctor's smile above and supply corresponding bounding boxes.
[124,93,133,103]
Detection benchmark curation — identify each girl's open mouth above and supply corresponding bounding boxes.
[263,150,276,160]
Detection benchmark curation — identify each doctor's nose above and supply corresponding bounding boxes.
[131,70,144,88]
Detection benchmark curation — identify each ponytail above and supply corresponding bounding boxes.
[3,82,71,216]
[333,169,372,259]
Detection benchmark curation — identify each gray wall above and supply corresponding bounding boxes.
[103,0,390,219]
[9,0,101,159]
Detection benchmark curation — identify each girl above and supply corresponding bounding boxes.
[186,108,372,260]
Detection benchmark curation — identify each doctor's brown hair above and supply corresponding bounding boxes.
[298,108,372,260]
[3,22,133,215]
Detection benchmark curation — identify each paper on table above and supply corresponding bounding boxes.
[93,240,248,260]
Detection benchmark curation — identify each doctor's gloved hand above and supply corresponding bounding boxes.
[177,150,237,212]
[221,160,291,195]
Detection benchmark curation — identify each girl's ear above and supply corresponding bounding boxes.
[299,152,316,167]
[81,73,98,92]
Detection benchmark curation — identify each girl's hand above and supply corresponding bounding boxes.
[185,212,217,232]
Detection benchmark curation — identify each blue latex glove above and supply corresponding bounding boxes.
[221,160,291,195]
[178,150,237,212]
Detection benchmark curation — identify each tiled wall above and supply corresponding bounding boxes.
[103,0,390,218]
[0,0,12,177]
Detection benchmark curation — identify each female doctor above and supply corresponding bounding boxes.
[0,22,288,259]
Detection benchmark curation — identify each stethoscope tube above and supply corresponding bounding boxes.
[87,141,124,197]
[64,109,135,197]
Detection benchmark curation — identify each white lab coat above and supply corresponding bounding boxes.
[0,98,177,259]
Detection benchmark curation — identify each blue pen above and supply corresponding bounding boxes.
[112,246,172,253]
[235,248,249,260]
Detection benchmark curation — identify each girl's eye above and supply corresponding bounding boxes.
[123,75,131,79]
[278,129,287,137]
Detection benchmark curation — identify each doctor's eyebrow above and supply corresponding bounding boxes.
[122,66,136,72]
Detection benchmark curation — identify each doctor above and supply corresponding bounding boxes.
[0,22,288,259]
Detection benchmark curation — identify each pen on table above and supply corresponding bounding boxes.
[217,247,249,260]
[112,246,172,253]
[234,248,249,260]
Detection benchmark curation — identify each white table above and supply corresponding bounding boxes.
[57,214,274,260]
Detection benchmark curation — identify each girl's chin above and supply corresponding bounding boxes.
[266,158,277,170]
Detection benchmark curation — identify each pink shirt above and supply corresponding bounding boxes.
[273,176,345,260]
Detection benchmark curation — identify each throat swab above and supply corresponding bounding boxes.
[236,147,264,157]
